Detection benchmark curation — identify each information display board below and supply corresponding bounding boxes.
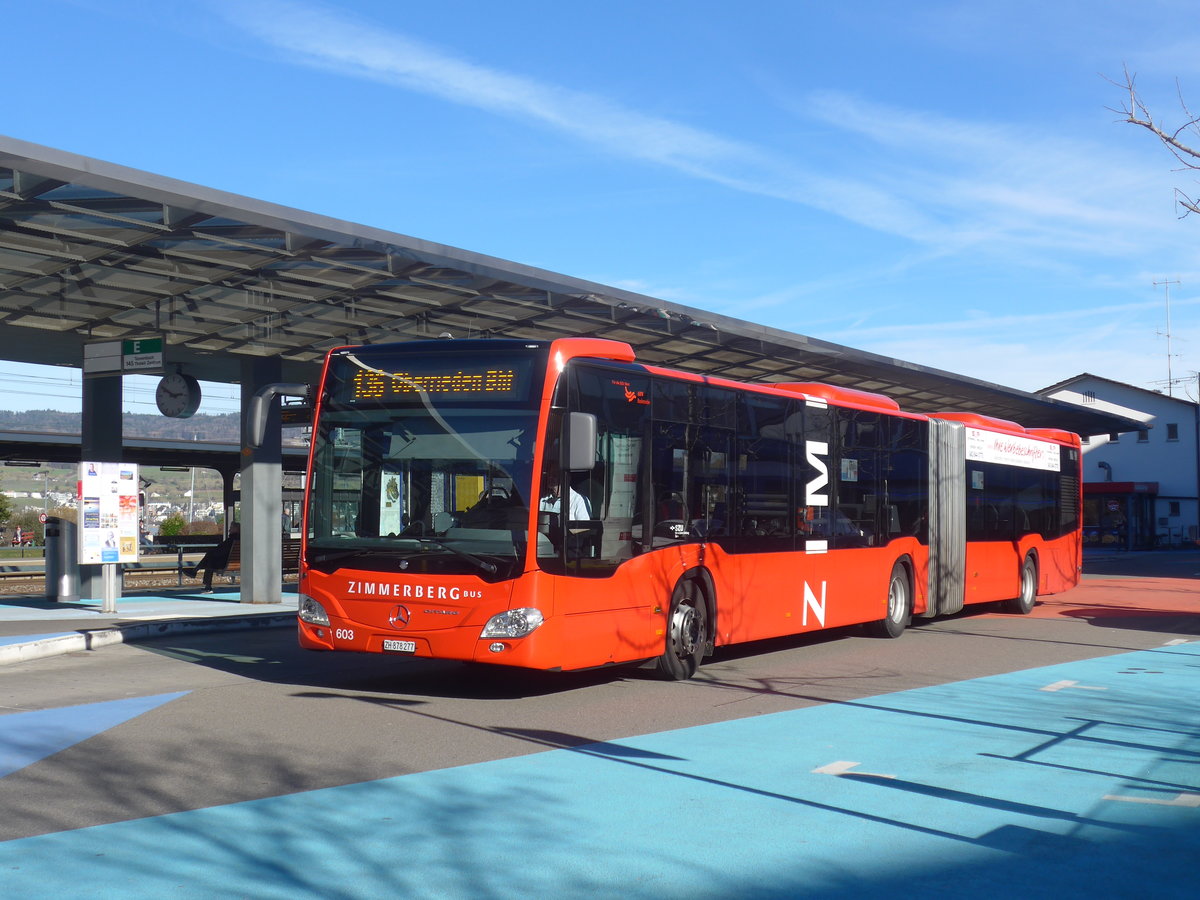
[78,461,140,564]
[965,427,1061,472]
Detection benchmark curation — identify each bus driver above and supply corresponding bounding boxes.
[539,470,592,521]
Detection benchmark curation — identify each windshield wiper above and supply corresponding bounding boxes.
[309,539,499,575]
[416,537,498,574]
[308,547,381,566]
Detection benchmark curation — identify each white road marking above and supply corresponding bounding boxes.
[1103,793,1200,808]
[1040,679,1108,692]
[811,760,895,779]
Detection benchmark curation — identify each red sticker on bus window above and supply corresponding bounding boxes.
[611,379,649,405]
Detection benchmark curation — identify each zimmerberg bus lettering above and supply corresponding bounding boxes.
[347,581,482,600]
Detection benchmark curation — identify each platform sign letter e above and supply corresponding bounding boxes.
[122,337,163,373]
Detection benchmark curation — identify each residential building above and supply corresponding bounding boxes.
[1038,374,1199,550]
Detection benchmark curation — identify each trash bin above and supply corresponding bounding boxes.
[44,516,79,603]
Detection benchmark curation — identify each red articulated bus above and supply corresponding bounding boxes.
[297,337,1081,679]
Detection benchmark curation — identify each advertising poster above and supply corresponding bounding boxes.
[78,461,140,564]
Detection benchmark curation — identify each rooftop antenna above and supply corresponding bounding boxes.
[1154,278,1181,397]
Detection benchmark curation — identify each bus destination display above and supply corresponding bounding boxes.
[338,354,534,403]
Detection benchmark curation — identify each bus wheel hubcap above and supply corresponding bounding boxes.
[673,605,696,656]
[889,579,904,621]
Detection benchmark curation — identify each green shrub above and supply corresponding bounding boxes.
[158,512,187,537]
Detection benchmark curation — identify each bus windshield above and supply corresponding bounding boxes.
[306,345,547,577]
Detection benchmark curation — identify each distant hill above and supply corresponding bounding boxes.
[0,410,242,442]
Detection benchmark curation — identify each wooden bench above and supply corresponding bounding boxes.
[215,539,241,583]
[215,538,300,582]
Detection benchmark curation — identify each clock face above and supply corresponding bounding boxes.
[156,373,202,418]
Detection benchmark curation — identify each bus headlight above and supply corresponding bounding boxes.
[481,608,544,639]
[298,594,330,626]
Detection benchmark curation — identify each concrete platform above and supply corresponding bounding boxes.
[0,586,298,666]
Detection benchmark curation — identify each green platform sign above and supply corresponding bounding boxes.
[83,335,164,376]
[122,337,163,372]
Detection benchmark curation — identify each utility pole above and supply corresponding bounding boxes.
[1154,278,1182,397]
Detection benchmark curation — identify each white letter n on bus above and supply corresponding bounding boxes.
[803,581,827,627]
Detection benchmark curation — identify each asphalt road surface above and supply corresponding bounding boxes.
[1,569,1196,845]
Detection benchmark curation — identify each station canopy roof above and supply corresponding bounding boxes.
[0,135,1138,436]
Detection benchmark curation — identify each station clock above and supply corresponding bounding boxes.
[155,372,202,418]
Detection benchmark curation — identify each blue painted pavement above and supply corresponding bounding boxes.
[0,693,187,779]
[0,645,1196,898]
[0,632,75,648]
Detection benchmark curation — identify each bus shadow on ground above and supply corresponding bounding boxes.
[132,628,645,700]
[1082,549,1200,579]
[1060,606,1200,636]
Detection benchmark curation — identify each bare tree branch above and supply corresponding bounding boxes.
[1107,64,1200,217]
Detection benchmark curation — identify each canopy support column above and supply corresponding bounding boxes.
[239,358,283,604]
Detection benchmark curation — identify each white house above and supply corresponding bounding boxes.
[1038,374,1199,550]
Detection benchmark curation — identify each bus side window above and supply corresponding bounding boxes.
[832,409,880,549]
[881,418,928,542]
[566,364,650,573]
[731,391,793,553]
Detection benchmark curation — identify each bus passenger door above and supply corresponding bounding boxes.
[650,422,690,546]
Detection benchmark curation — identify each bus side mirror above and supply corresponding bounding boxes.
[567,412,597,472]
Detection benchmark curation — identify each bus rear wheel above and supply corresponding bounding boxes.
[870,561,911,639]
[1004,555,1038,615]
[657,579,708,680]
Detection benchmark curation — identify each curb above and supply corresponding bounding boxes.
[0,612,296,667]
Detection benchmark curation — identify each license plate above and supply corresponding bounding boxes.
[382,639,416,653]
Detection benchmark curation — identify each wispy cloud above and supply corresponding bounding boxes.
[216,0,765,177]
[823,291,1200,393]
[827,293,1200,342]
[801,91,1181,255]
[217,0,1195,274]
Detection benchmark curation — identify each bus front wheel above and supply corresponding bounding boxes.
[870,561,911,638]
[1004,555,1038,615]
[657,579,708,680]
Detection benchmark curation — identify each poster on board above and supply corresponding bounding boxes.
[78,461,140,564]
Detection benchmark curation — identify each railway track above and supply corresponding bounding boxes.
[0,567,204,595]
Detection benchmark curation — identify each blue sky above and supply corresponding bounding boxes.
[4,0,1200,414]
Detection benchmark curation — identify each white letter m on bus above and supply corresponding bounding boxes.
[806,441,829,507]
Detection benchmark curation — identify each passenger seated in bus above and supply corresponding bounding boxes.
[657,491,685,520]
[798,506,832,537]
[760,517,785,535]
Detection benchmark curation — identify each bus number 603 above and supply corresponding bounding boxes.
[335,629,355,641]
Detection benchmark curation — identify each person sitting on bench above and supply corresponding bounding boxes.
[184,524,239,593]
